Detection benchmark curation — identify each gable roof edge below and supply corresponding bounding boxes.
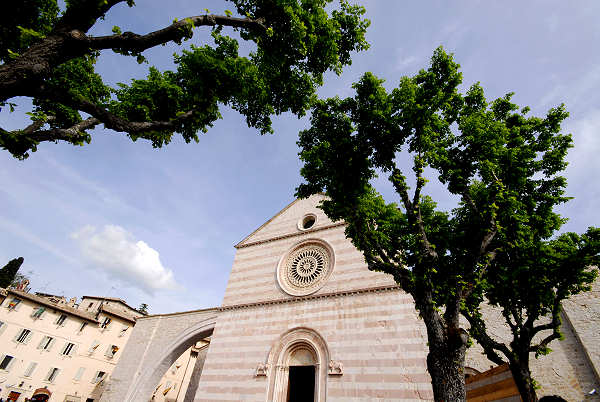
[234,197,301,248]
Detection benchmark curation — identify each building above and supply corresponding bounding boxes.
[150,340,210,402]
[96,194,599,401]
[0,289,143,401]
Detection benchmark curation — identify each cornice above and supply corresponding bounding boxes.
[219,284,403,311]
[235,222,346,249]
[134,285,404,319]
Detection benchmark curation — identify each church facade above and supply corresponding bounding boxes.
[100,195,600,401]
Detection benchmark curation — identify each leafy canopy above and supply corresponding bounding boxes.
[296,47,597,400]
[1,0,369,158]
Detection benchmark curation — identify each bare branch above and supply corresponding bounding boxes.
[22,117,55,135]
[26,117,99,142]
[3,117,99,144]
[463,309,511,364]
[55,0,126,33]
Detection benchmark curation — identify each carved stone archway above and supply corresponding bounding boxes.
[266,327,330,402]
[100,309,219,402]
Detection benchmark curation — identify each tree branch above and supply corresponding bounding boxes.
[367,259,414,293]
[531,294,562,336]
[0,12,266,103]
[23,117,99,142]
[463,309,511,365]
[390,167,438,260]
[88,14,267,53]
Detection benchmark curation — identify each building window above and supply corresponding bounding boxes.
[37,336,55,351]
[56,314,68,326]
[0,355,15,371]
[104,345,119,358]
[23,362,38,377]
[100,317,112,330]
[45,367,60,382]
[0,321,6,336]
[78,322,88,333]
[119,325,129,337]
[7,298,22,311]
[74,367,85,381]
[92,370,106,384]
[62,342,77,356]
[88,302,94,309]
[88,340,100,354]
[15,328,32,344]
[31,307,45,319]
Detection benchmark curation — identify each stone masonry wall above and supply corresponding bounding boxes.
[100,309,218,402]
[195,290,433,401]
[465,278,600,401]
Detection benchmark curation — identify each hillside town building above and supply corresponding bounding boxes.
[101,194,600,401]
[0,289,144,401]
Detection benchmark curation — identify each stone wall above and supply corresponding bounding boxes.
[465,278,600,401]
[195,289,433,401]
[99,309,218,402]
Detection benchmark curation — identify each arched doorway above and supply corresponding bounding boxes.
[287,346,317,402]
[266,327,330,402]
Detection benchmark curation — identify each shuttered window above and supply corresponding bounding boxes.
[15,328,32,344]
[73,367,85,381]
[45,367,60,382]
[24,362,38,377]
[62,342,78,356]
[0,355,15,371]
[38,336,55,351]
[56,314,68,326]
[31,307,45,319]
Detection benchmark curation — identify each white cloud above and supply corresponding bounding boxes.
[71,225,179,293]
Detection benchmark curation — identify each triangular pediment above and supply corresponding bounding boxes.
[235,194,336,248]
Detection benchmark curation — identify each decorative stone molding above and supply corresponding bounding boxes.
[328,360,343,376]
[235,222,345,249]
[220,285,402,311]
[255,362,270,377]
[277,239,336,297]
[266,327,330,402]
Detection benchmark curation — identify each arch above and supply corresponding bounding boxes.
[265,327,330,402]
[123,317,217,402]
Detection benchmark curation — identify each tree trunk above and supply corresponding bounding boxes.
[508,359,537,402]
[426,339,468,401]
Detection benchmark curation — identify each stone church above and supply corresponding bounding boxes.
[100,195,600,401]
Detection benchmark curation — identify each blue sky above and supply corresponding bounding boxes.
[1,1,599,314]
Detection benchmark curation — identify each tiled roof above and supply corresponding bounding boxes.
[7,289,99,323]
[81,295,142,314]
[100,303,140,323]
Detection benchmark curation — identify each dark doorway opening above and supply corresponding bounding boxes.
[287,365,315,402]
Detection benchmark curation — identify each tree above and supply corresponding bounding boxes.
[0,0,369,159]
[138,303,149,315]
[464,229,599,401]
[296,47,597,401]
[0,257,25,288]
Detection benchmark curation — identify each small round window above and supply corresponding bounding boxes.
[298,214,317,231]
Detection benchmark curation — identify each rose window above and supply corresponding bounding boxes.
[277,242,334,296]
